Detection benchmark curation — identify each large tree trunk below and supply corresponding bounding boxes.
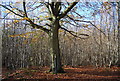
[49,19,64,74]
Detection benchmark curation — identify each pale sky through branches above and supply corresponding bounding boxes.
[0,0,119,2]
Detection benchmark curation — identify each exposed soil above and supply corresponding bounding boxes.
[2,66,120,81]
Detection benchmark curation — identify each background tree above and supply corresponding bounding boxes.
[0,6,2,79]
[117,1,120,66]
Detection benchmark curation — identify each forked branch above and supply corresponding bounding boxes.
[59,2,78,19]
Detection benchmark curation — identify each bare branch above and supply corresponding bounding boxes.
[60,26,89,39]
[27,3,43,12]
[9,5,24,14]
[45,2,52,16]
[59,2,78,19]
[0,4,24,17]
[0,3,50,34]
[72,11,84,18]
[3,12,11,18]
[66,15,83,27]
[66,15,106,36]
[50,2,55,16]
[54,2,61,16]
[25,18,50,33]
[23,1,28,17]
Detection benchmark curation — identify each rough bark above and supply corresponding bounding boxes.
[49,19,64,74]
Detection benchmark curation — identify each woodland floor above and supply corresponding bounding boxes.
[1,65,120,81]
